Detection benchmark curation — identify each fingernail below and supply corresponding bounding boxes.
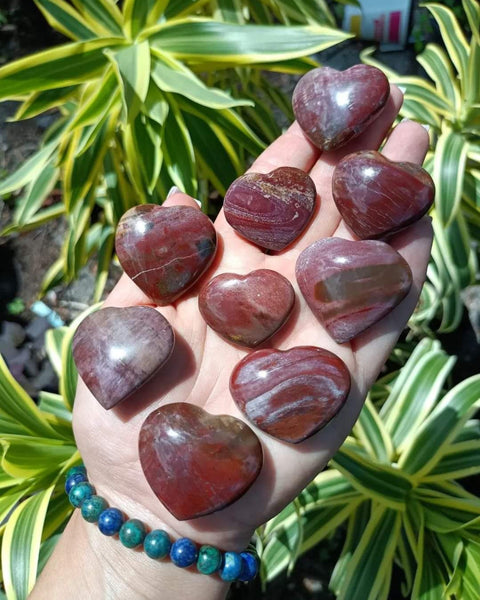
[398,85,407,95]
[400,117,411,123]
[166,186,182,199]
[193,198,202,207]
[421,123,430,132]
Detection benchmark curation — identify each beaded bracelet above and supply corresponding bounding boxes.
[65,465,259,583]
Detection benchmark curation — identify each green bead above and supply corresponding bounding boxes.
[69,482,95,508]
[144,530,171,559]
[119,519,146,549]
[66,465,87,479]
[81,495,108,523]
[197,545,222,575]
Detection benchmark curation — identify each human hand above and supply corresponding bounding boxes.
[72,85,432,555]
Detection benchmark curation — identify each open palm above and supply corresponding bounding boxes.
[73,85,432,551]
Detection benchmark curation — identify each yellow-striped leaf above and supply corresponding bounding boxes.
[1,437,76,478]
[0,38,125,99]
[0,142,57,197]
[123,0,168,39]
[71,0,123,36]
[12,162,59,227]
[424,441,480,482]
[417,44,460,110]
[34,0,97,40]
[463,0,480,45]
[1,486,54,600]
[433,127,468,225]
[146,19,351,65]
[68,68,118,131]
[14,86,78,121]
[354,397,394,463]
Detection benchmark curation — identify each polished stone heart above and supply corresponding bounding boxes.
[333,151,435,239]
[115,204,217,305]
[138,403,263,520]
[72,307,174,409]
[230,346,350,443]
[223,167,316,251]
[296,238,412,343]
[198,269,295,347]
[292,65,390,151]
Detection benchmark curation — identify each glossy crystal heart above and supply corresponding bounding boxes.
[138,403,263,520]
[198,269,295,347]
[72,306,174,409]
[115,204,217,305]
[230,346,350,443]
[292,65,390,151]
[223,167,316,251]
[296,238,412,343]
[332,150,435,239]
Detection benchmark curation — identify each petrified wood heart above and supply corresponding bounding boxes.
[296,238,412,343]
[292,65,390,151]
[332,150,435,239]
[230,346,350,443]
[138,403,263,520]
[198,269,295,347]
[223,167,316,251]
[72,306,174,409]
[115,204,217,305]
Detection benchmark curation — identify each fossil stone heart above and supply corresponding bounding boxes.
[223,167,316,251]
[296,238,412,343]
[72,307,174,409]
[230,346,350,443]
[292,65,390,151]
[332,151,435,239]
[115,204,217,305]
[138,403,263,520]
[198,269,295,347]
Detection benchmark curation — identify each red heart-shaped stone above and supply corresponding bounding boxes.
[198,269,295,347]
[296,238,412,343]
[230,346,350,443]
[138,403,263,520]
[332,151,435,239]
[115,204,217,305]
[223,167,316,251]
[292,65,390,151]
[72,307,174,409]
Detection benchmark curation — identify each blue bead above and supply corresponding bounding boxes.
[238,552,259,582]
[170,538,198,568]
[68,482,95,507]
[144,530,172,559]
[65,472,87,494]
[66,465,87,479]
[220,552,243,581]
[98,508,124,536]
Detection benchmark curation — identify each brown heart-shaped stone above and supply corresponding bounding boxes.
[230,346,351,443]
[72,306,174,409]
[115,204,217,305]
[332,150,435,239]
[198,269,295,347]
[292,65,390,151]
[223,167,316,251]
[296,238,412,343]
[138,403,263,520]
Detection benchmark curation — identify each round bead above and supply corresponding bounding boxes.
[81,495,108,523]
[66,465,87,479]
[65,472,88,494]
[68,482,95,508]
[238,552,259,582]
[197,545,222,575]
[220,552,243,581]
[119,519,146,549]
[170,538,198,568]
[144,530,172,559]
[98,508,124,536]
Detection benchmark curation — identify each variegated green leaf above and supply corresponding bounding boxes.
[146,19,352,65]
[424,440,480,482]
[411,531,448,600]
[34,0,97,40]
[12,162,59,227]
[400,375,480,478]
[0,38,125,99]
[71,0,123,36]
[417,44,460,110]
[0,141,58,198]
[1,486,54,600]
[68,68,118,131]
[93,225,115,302]
[353,397,394,463]
[123,0,168,40]
[463,0,480,45]
[433,127,468,225]
[1,438,76,478]
[14,87,78,121]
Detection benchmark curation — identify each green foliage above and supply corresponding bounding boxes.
[0,0,350,301]
[0,306,100,600]
[259,339,480,599]
[362,0,480,334]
